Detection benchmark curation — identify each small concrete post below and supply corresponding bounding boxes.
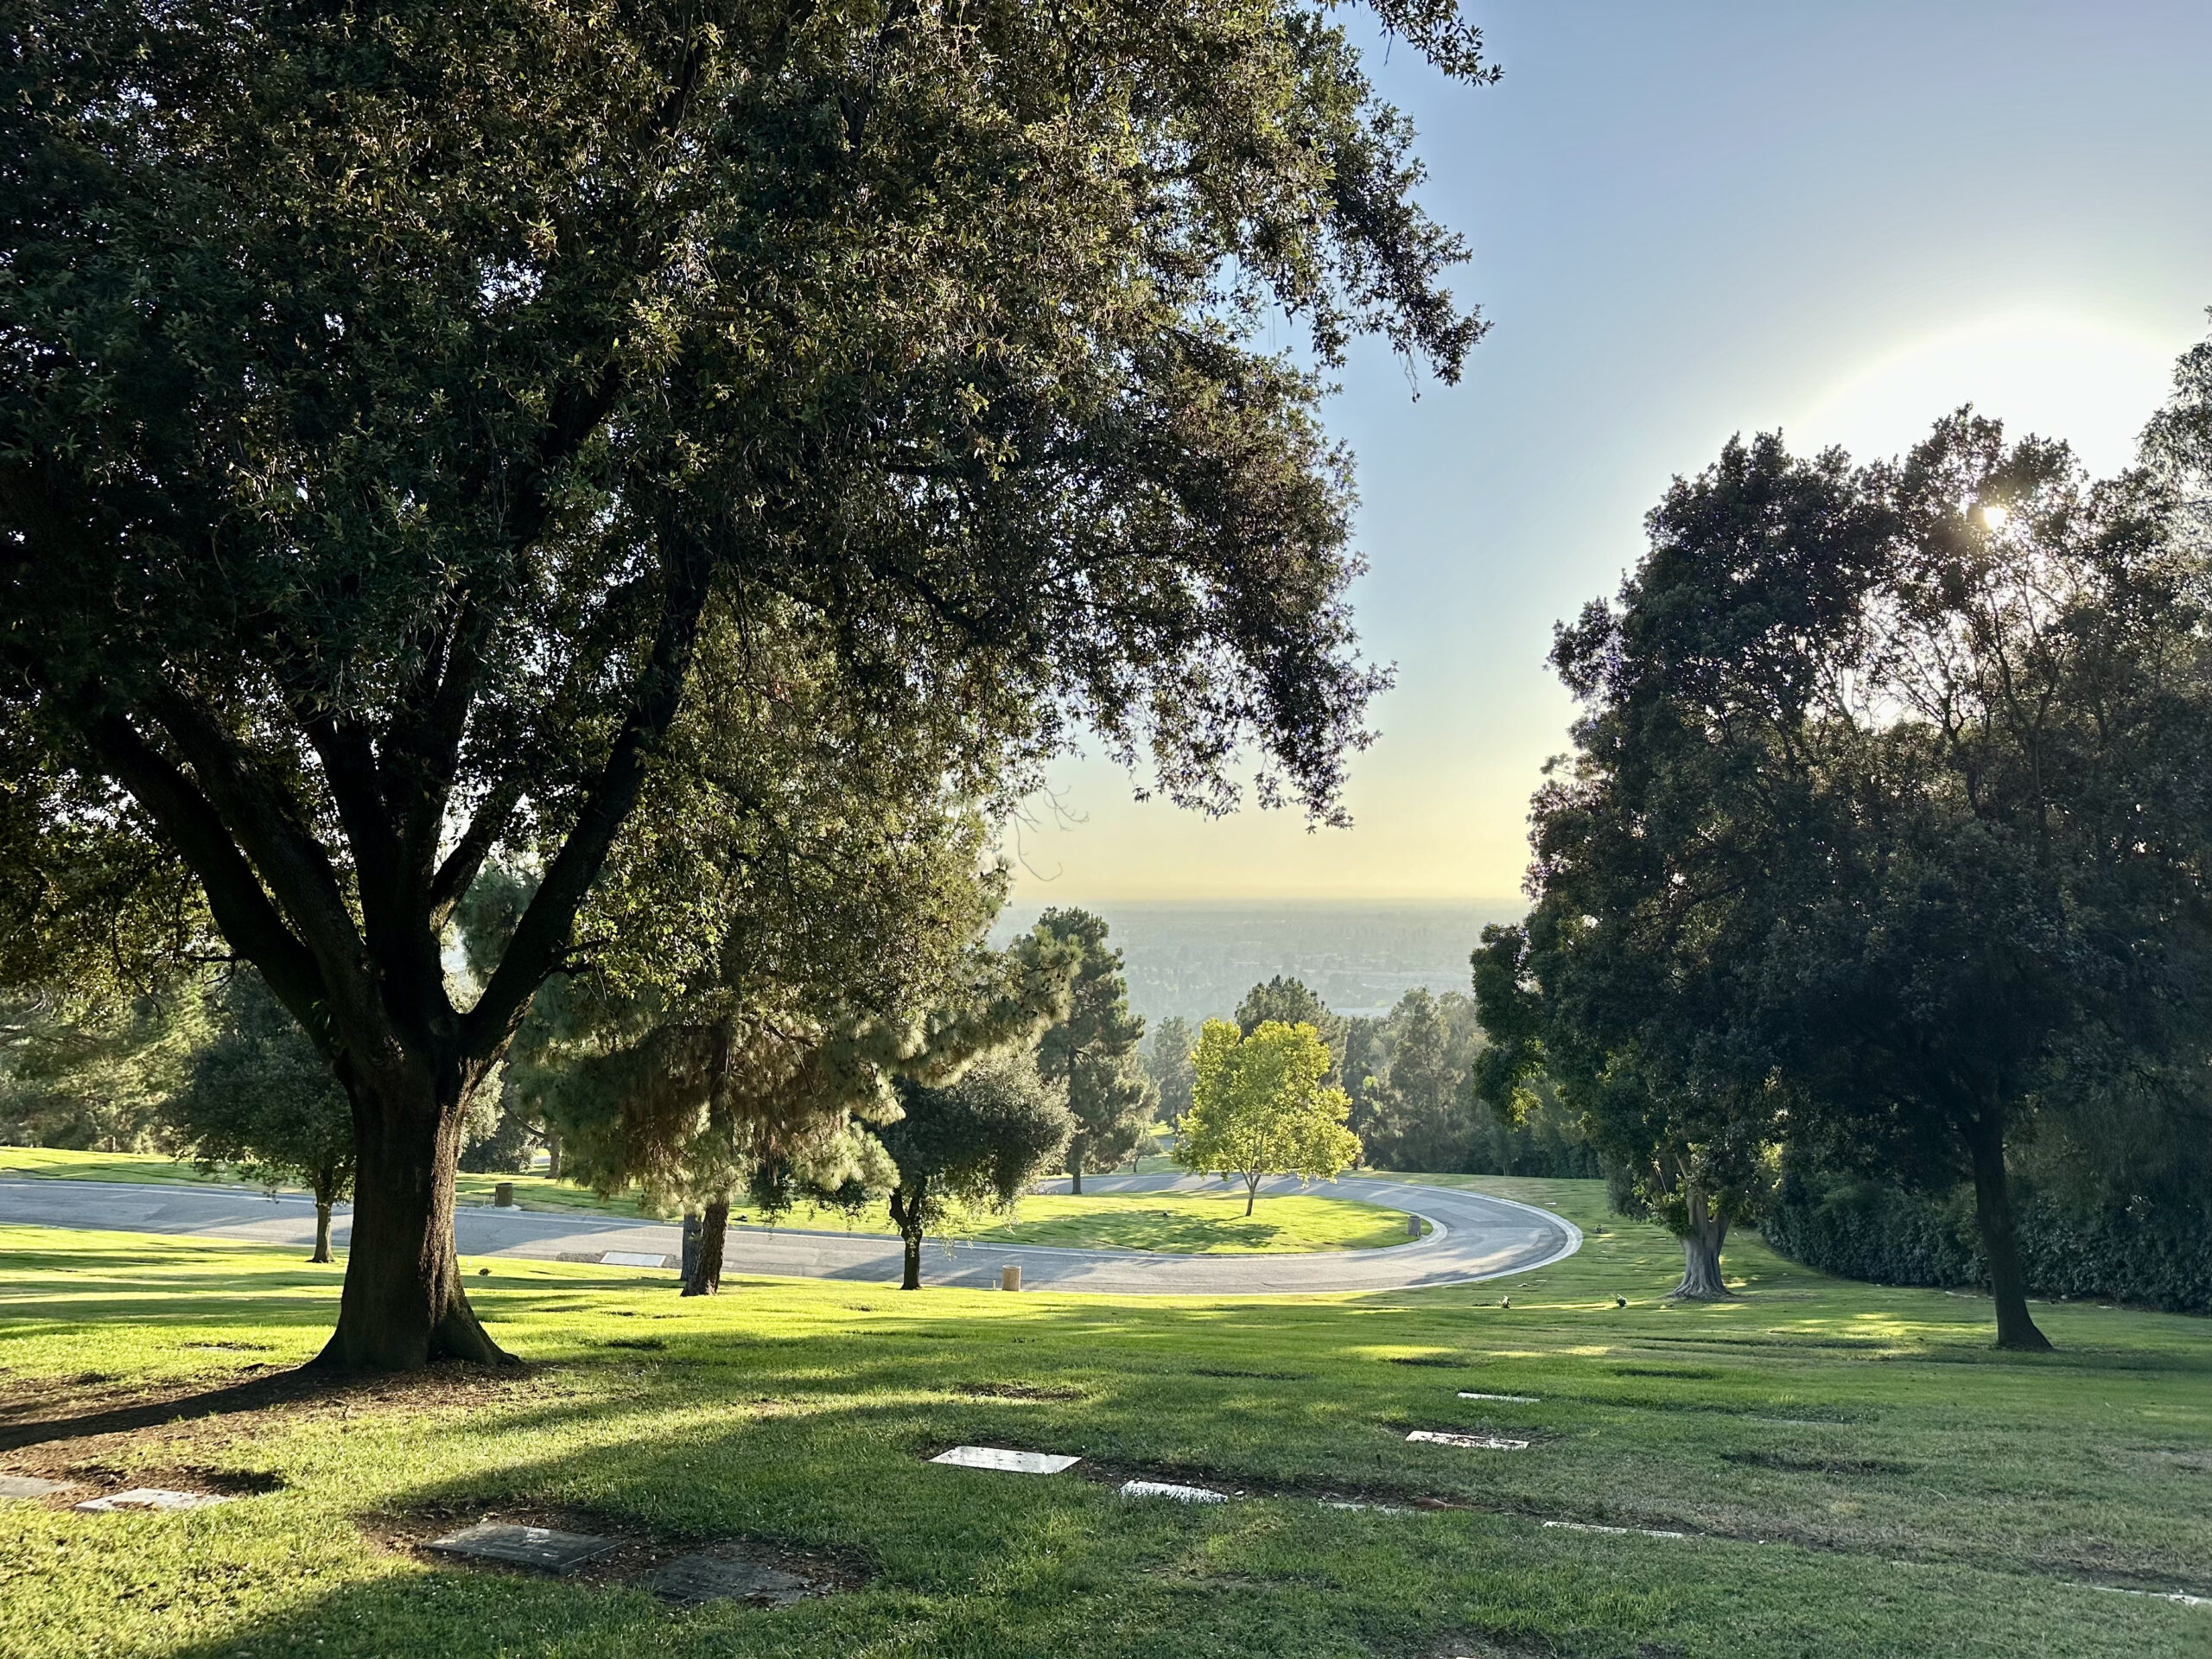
[1001,1264,1021,1292]
[1407,1213,1421,1238]
[493,1182,515,1208]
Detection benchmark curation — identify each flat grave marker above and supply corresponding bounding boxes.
[1458,1392,1540,1403]
[1542,1519,1687,1540]
[73,1488,231,1513]
[645,1549,817,1608]
[930,1446,1081,1475]
[601,1251,674,1269]
[1118,1479,1228,1503]
[426,1521,621,1574]
[1407,1430,1530,1452]
[0,1474,71,1500]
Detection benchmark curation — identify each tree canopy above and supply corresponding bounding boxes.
[0,0,1491,1369]
[1176,1019,1359,1213]
[1489,406,2212,1341]
[876,1054,1072,1290]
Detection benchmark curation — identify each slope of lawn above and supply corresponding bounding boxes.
[0,1178,2207,1659]
[0,1145,656,1220]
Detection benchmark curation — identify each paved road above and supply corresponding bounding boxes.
[0,1172,1577,1295]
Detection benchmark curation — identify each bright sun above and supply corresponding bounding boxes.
[1793,310,2180,477]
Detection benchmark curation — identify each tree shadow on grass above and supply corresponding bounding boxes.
[0,1359,529,1452]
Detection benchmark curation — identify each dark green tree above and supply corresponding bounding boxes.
[1146,1015,1199,1127]
[1496,411,2212,1340]
[1035,910,1155,1192]
[1359,989,1468,1173]
[2,0,1490,1369]
[1236,976,1347,1084]
[166,969,355,1262]
[877,1054,1073,1291]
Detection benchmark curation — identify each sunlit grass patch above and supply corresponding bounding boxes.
[1,1181,2209,1657]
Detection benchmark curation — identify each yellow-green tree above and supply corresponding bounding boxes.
[1176,1020,1360,1214]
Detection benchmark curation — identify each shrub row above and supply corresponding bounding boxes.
[1760,1166,2212,1315]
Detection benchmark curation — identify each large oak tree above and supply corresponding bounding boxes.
[0,0,1490,1368]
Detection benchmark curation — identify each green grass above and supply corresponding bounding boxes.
[959,1190,1420,1252]
[1,1179,2208,1658]
[0,1144,657,1220]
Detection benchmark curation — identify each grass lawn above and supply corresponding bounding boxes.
[0,1145,657,1221]
[0,1177,2207,1658]
[957,1190,1421,1253]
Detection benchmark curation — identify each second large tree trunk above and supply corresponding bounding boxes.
[312,1198,334,1265]
[683,1198,728,1297]
[1964,1101,2050,1351]
[1669,1185,1732,1300]
[312,1071,512,1372]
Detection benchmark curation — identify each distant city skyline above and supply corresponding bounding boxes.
[1000,1,2212,906]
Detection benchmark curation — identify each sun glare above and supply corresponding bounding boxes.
[1794,311,2178,477]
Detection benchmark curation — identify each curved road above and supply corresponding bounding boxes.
[0,1171,1577,1295]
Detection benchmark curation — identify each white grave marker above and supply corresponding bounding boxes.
[73,1488,231,1512]
[1542,1519,1687,1540]
[930,1446,1080,1474]
[1458,1392,1540,1403]
[0,1474,71,1499]
[1407,1430,1529,1452]
[601,1251,672,1268]
[1118,1479,1228,1503]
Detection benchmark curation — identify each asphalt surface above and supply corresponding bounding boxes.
[0,1170,1579,1294]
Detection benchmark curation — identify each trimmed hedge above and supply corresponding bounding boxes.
[1761,1165,2212,1316]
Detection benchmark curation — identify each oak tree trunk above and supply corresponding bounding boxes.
[312,1199,334,1264]
[1669,1185,1732,1300]
[312,1068,512,1372]
[1964,1102,2051,1351]
[683,1198,728,1297]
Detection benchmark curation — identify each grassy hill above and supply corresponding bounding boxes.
[0,1177,2205,1657]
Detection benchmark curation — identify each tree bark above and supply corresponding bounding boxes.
[312,1200,334,1264]
[1244,1173,1259,1216]
[683,1198,728,1297]
[1964,1101,2051,1351]
[889,1185,925,1289]
[1668,1185,1732,1300]
[544,1129,562,1182]
[1068,1134,1085,1196]
[311,1069,512,1372]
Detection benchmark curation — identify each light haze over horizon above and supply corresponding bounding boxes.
[1001,1,2212,910]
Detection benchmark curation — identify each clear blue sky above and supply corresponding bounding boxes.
[1007,0,2212,905]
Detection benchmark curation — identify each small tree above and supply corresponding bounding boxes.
[166,969,354,1262]
[1176,1020,1360,1214]
[876,1054,1073,1290]
[1035,910,1155,1192]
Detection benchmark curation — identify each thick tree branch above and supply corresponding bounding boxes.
[142,689,377,1014]
[461,527,717,1058]
[80,715,327,1040]
[427,778,523,931]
